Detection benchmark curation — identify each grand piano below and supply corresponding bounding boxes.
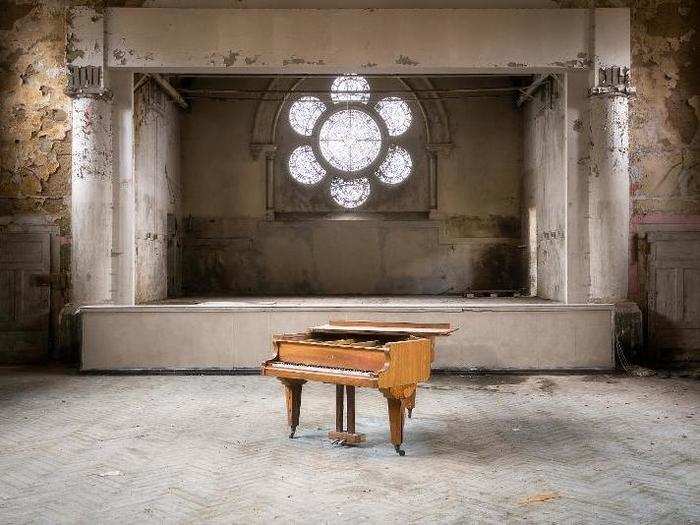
[261,320,455,455]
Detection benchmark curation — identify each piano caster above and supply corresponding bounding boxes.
[394,445,406,456]
[289,427,296,439]
[407,408,413,419]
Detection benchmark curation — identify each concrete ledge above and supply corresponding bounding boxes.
[81,300,614,371]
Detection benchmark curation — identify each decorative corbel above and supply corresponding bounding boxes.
[66,65,111,99]
[250,142,276,161]
[590,66,636,97]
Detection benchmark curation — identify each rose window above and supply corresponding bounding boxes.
[287,75,413,209]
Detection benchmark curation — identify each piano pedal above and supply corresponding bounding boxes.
[394,445,406,456]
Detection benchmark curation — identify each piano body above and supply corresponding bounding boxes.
[261,320,455,455]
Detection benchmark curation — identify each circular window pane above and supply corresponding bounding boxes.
[330,177,371,208]
[330,76,370,104]
[289,96,326,136]
[375,97,412,136]
[289,145,326,184]
[376,145,412,185]
[319,109,382,172]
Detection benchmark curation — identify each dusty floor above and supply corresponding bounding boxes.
[0,370,697,524]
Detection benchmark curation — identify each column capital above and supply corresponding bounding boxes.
[66,66,112,100]
[590,66,636,98]
[250,143,277,161]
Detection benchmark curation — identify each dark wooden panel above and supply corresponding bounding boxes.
[0,232,51,363]
[0,271,13,324]
[647,231,700,365]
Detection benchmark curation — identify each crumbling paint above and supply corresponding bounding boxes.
[223,50,241,67]
[0,3,72,309]
[395,55,419,66]
[282,56,325,66]
[113,48,127,65]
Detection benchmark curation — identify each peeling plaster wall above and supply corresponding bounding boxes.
[523,80,567,301]
[555,0,700,301]
[0,3,71,305]
[180,76,524,295]
[134,80,182,303]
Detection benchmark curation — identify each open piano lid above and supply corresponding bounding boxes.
[310,320,457,337]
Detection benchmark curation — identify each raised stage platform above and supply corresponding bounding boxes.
[80,296,615,372]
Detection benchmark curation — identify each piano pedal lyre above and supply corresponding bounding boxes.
[328,385,366,446]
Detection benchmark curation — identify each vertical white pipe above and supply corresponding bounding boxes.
[111,71,136,304]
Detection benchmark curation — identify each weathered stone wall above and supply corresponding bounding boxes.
[0,3,72,306]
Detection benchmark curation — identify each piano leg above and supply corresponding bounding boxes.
[280,378,305,438]
[385,396,406,456]
[381,385,416,455]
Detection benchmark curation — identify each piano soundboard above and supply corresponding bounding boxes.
[261,320,455,455]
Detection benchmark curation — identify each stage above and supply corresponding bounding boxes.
[80,297,614,372]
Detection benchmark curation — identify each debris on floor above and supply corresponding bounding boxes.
[518,491,561,505]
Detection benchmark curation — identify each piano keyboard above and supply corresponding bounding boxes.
[266,361,375,378]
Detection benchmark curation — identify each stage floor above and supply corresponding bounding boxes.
[80,295,614,372]
[151,295,557,309]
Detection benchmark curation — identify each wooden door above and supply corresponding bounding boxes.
[0,232,51,363]
[646,231,700,366]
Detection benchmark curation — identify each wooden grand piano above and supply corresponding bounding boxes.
[261,320,455,455]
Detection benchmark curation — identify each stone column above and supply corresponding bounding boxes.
[588,67,635,303]
[68,66,114,305]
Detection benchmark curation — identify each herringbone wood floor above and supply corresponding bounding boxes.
[0,369,697,524]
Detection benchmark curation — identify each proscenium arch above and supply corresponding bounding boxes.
[249,75,452,160]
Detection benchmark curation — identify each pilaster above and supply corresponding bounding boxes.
[68,68,114,305]
[588,66,634,303]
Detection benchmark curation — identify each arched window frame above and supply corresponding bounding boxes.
[250,76,452,219]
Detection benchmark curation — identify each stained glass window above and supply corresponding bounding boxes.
[318,109,382,172]
[376,145,412,185]
[330,75,370,104]
[285,76,415,209]
[289,96,326,136]
[288,145,326,184]
[330,177,371,208]
[375,97,412,137]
